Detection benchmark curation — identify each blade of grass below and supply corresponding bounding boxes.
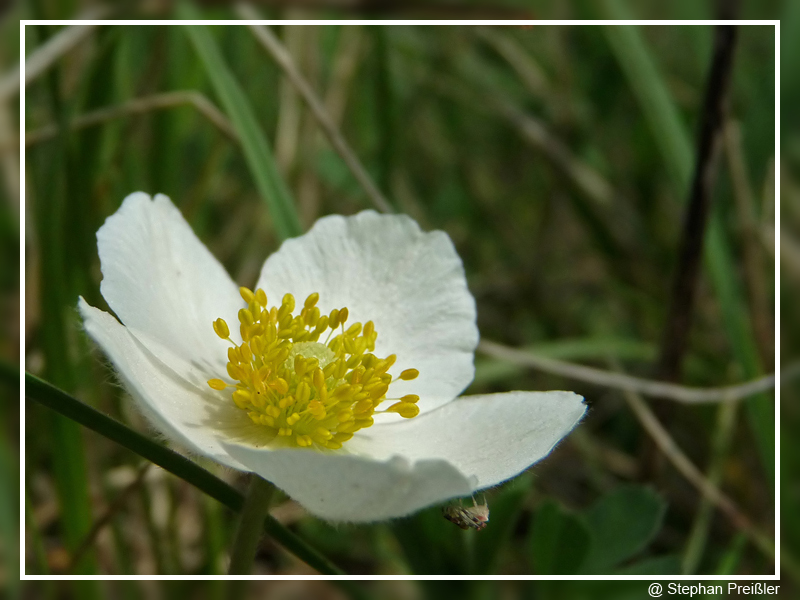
[600,14,774,483]
[24,372,346,577]
[31,32,97,574]
[236,11,394,214]
[178,6,302,241]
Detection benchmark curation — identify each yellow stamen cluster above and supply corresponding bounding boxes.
[208,287,420,449]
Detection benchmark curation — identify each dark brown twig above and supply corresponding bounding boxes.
[656,24,739,381]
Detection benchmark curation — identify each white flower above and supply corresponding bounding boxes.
[79,192,586,522]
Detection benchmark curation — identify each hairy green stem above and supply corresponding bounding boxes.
[227,476,276,577]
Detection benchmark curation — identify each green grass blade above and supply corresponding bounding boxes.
[600,16,773,483]
[599,17,693,193]
[30,42,97,573]
[179,6,303,241]
[24,372,345,576]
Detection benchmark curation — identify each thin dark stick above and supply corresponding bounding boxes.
[656,24,739,382]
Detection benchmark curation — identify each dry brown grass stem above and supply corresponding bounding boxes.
[23,90,238,148]
[478,339,791,404]
[236,5,394,214]
[621,384,774,562]
[0,6,109,101]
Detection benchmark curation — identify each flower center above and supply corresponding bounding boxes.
[207,287,420,449]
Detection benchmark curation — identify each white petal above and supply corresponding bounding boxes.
[222,443,474,522]
[79,298,267,470]
[346,391,586,489]
[256,211,478,417]
[97,192,243,367]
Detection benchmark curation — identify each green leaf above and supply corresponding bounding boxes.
[714,532,748,575]
[24,372,344,576]
[529,499,591,575]
[471,475,531,574]
[616,554,681,575]
[391,505,466,574]
[178,4,302,242]
[581,485,667,572]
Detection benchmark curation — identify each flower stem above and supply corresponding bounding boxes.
[227,475,275,575]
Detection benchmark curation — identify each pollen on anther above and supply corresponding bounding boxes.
[207,378,227,390]
[399,368,419,380]
[213,318,230,339]
[210,290,420,449]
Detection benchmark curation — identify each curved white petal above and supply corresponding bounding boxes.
[256,211,478,417]
[222,443,474,522]
[97,192,242,368]
[79,298,267,470]
[346,391,586,489]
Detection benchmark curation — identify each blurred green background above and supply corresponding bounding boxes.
[2,0,795,596]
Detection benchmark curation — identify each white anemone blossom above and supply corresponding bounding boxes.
[79,192,586,522]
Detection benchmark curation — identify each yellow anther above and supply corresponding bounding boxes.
[336,409,354,423]
[227,363,246,380]
[374,354,397,375]
[255,288,267,307]
[333,384,353,399]
[207,378,227,391]
[369,383,389,400]
[346,322,362,337]
[238,344,252,363]
[278,428,292,437]
[250,336,266,356]
[339,307,349,324]
[213,318,230,339]
[363,321,374,338]
[312,367,325,390]
[322,361,337,379]
[308,400,326,418]
[287,413,301,425]
[305,306,320,327]
[314,315,329,333]
[294,355,308,377]
[232,389,252,408]
[240,287,255,304]
[270,378,289,395]
[329,308,340,329]
[296,434,313,447]
[387,402,420,418]
[304,292,320,309]
[282,293,295,312]
[266,406,281,418]
[354,399,373,414]
[355,416,374,429]
[401,394,420,403]
[399,368,419,381]
[227,347,239,364]
[314,427,332,440]
[296,382,311,405]
[279,395,296,409]
[238,308,254,326]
